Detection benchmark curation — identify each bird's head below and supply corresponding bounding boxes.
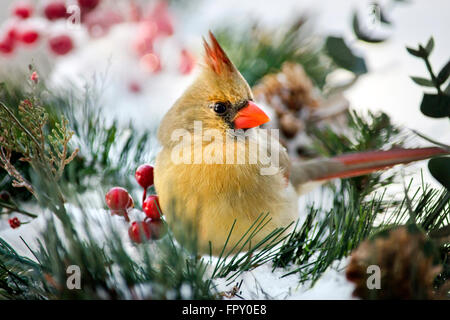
[158,32,270,145]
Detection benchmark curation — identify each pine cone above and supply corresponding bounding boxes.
[346,225,445,300]
[253,62,348,159]
[253,62,318,112]
[279,113,303,138]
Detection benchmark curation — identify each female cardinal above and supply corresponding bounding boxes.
[155,32,447,254]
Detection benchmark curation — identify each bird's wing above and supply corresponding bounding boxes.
[279,142,291,185]
[263,129,291,185]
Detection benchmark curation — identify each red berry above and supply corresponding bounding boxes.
[84,9,123,38]
[140,53,161,73]
[128,221,151,243]
[20,30,39,44]
[44,1,67,21]
[129,1,142,22]
[151,1,173,37]
[78,0,100,11]
[0,38,15,55]
[148,219,167,240]
[13,3,33,19]
[105,187,130,211]
[179,49,195,75]
[133,21,157,56]
[128,81,141,94]
[6,28,18,42]
[30,71,39,83]
[143,195,161,220]
[49,35,73,55]
[22,99,32,107]
[0,191,11,202]
[135,164,154,189]
[9,217,21,229]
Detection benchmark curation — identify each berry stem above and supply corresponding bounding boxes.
[143,188,147,205]
[123,211,130,222]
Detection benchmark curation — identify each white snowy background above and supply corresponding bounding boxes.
[0,0,449,299]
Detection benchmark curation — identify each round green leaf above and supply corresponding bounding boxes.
[352,12,387,43]
[437,60,450,85]
[325,36,368,75]
[420,93,450,118]
[428,157,450,190]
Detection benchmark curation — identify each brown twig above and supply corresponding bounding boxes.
[0,147,35,195]
[0,201,38,218]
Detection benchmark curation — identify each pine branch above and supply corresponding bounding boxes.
[271,110,441,284]
[216,18,336,88]
[0,238,44,299]
[210,213,293,284]
[45,83,157,193]
[0,100,78,199]
[30,205,217,299]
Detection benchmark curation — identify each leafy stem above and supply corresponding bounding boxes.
[423,55,443,95]
[0,101,42,150]
[0,201,37,218]
[412,129,450,150]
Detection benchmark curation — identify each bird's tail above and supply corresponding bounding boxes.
[290,147,448,195]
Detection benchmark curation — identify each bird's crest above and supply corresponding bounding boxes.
[203,31,233,74]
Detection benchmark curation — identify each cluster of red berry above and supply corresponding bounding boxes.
[1,0,197,97]
[105,164,166,244]
[130,1,196,79]
[0,0,101,56]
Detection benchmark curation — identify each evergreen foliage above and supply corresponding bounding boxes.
[0,27,448,300]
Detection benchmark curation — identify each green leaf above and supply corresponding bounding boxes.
[437,59,450,85]
[418,45,429,57]
[425,37,434,55]
[406,46,423,58]
[420,93,450,118]
[410,76,434,87]
[325,36,368,74]
[445,82,450,95]
[352,12,387,43]
[428,157,450,190]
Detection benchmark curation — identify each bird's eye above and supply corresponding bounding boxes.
[212,102,227,115]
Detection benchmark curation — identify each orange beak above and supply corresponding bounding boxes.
[233,101,270,129]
